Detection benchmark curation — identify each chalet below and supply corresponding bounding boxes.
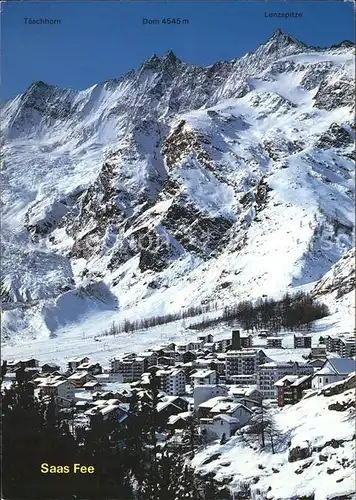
[275,374,312,407]
[160,396,189,412]
[176,342,190,353]
[41,363,60,374]
[67,356,90,372]
[38,378,74,401]
[200,414,240,440]
[198,396,231,418]
[139,351,159,367]
[7,358,39,371]
[312,358,356,389]
[85,403,128,423]
[203,343,216,353]
[76,362,103,375]
[167,411,193,430]
[209,400,252,426]
[156,401,183,428]
[228,386,262,403]
[157,356,175,367]
[83,380,102,391]
[68,371,94,388]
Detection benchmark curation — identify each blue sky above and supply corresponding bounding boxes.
[2,2,354,100]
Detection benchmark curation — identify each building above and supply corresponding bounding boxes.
[310,346,327,359]
[176,343,190,353]
[228,386,263,404]
[215,338,232,353]
[76,362,103,375]
[67,356,90,372]
[167,411,193,431]
[225,350,258,380]
[41,363,60,374]
[257,362,313,399]
[307,358,326,370]
[156,401,183,428]
[275,375,312,407]
[198,334,214,345]
[38,378,75,401]
[231,330,253,350]
[266,337,283,348]
[85,401,128,423]
[323,336,355,357]
[311,358,356,389]
[200,414,240,440]
[157,356,176,367]
[203,342,216,353]
[156,368,186,396]
[294,335,312,348]
[199,398,253,439]
[193,384,229,410]
[187,340,204,351]
[111,356,147,382]
[190,369,217,387]
[67,371,93,388]
[338,338,356,358]
[7,358,39,372]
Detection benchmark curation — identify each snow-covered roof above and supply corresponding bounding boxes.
[199,396,230,409]
[168,411,193,425]
[317,358,355,376]
[212,414,239,424]
[274,375,299,387]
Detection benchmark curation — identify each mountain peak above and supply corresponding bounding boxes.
[267,28,305,47]
[141,50,181,72]
[26,80,50,93]
[164,49,178,61]
[271,28,284,39]
[255,29,307,58]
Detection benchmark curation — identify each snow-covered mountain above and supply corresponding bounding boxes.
[1,29,355,341]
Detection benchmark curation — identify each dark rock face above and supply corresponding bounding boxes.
[314,80,355,111]
[312,249,355,300]
[316,123,354,149]
[288,444,312,463]
[160,199,233,258]
[162,121,211,170]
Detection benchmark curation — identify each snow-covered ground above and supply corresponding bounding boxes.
[192,375,356,500]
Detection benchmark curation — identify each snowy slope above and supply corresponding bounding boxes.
[192,374,356,500]
[1,30,355,343]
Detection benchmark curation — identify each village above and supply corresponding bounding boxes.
[2,328,355,445]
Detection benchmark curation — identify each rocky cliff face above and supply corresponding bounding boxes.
[312,248,355,300]
[0,29,355,337]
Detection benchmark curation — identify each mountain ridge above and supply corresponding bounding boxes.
[1,30,354,341]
